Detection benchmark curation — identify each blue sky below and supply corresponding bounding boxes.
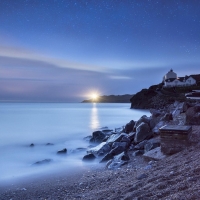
[0,0,200,102]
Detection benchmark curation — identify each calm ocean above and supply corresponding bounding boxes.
[0,103,149,182]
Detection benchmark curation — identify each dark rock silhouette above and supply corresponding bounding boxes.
[57,148,67,154]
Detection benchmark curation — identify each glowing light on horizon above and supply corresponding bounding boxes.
[91,93,98,101]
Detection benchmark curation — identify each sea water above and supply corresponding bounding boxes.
[0,103,149,183]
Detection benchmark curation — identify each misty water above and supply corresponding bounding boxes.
[0,103,149,183]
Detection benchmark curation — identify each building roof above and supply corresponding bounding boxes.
[190,74,200,82]
[177,77,185,82]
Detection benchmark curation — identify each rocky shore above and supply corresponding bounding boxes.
[1,100,200,199]
[130,84,200,109]
[82,100,200,168]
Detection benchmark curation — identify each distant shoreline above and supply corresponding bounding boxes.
[82,94,134,103]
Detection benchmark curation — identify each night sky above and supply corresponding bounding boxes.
[0,0,200,102]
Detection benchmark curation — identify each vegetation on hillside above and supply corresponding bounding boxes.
[130,83,200,109]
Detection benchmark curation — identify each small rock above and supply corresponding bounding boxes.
[144,165,152,170]
[71,147,87,153]
[107,152,129,169]
[82,153,96,161]
[57,148,67,154]
[46,143,54,146]
[148,161,154,165]
[137,173,148,180]
[33,159,52,165]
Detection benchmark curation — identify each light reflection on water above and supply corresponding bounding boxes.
[0,103,150,183]
[90,103,100,130]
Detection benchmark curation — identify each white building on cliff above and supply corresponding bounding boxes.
[163,69,200,87]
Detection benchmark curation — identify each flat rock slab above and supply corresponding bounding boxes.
[143,147,167,161]
[159,125,192,134]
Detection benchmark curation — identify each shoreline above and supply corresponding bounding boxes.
[1,139,200,199]
[1,101,200,199]
[0,153,149,200]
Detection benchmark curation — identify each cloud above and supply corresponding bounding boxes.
[0,45,107,73]
[0,53,109,102]
[109,75,131,80]
[0,44,200,102]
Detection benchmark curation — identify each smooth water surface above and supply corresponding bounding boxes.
[0,103,149,182]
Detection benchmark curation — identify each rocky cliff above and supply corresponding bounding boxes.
[130,83,192,109]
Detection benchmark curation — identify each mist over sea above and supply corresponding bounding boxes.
[0,103,149,183]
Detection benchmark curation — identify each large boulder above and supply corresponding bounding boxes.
[149,118,157,130]
[87,142,111,157]
[107,152,130,169]
[135,115,150,128]
[152,121,168,134]
[124,120,135,133]
[100,152,114,163]
[144,137,160,152]
[186,104,200,125]
[100,141,129,163]
[100,145,126,163]
[143,147,167,161]
[149,115,164,130]
[90,131,106,144]
[149,110,165,130]
[112,142,128,149]
[106,133,127,144]
[134,122,152,143]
